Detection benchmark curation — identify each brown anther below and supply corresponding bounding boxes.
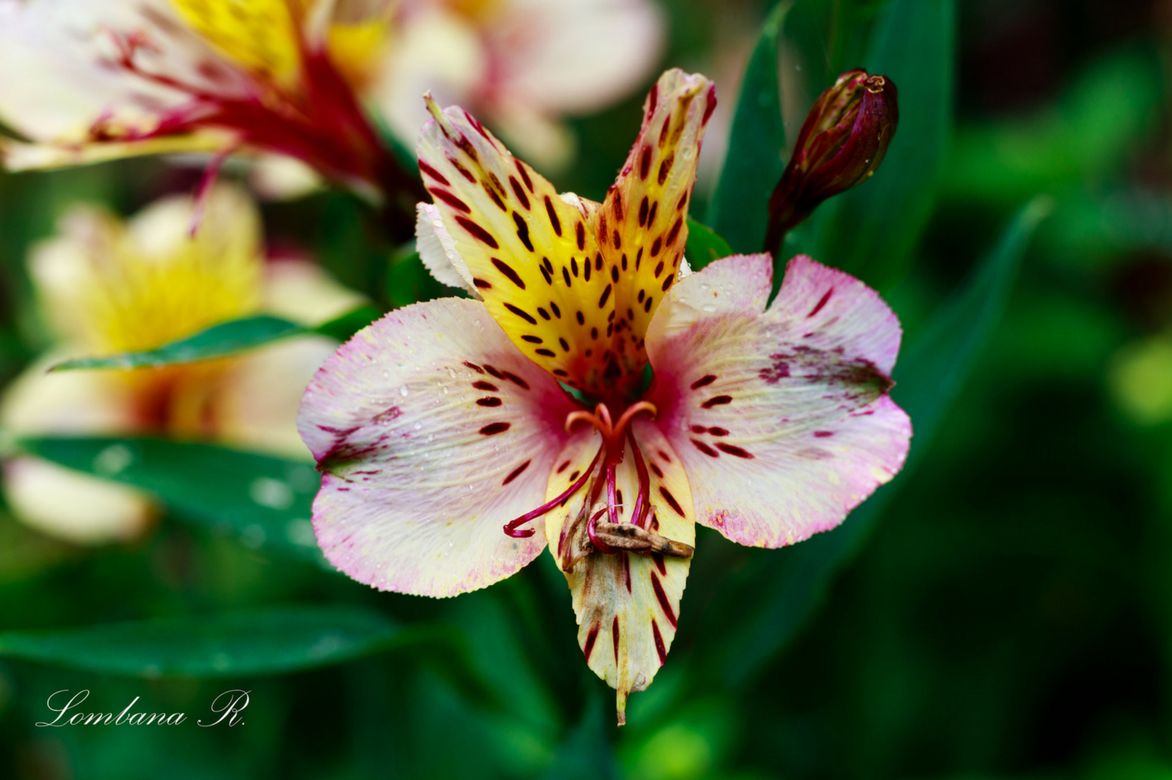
[590,522,694,559]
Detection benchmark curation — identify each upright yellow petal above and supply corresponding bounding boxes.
[417,99,621,396]
[599,69,715,377]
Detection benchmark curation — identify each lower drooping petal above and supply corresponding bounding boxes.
[543,420,694,723]
[645,254,911,548]
[298,297,579,597]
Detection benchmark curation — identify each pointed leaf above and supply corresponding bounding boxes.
[49,305,380,372]
[705,2,789,254]
[15,435,327,567]
[0,606,405,677]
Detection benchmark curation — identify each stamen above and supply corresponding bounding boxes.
[502,401,664,550]
[502,447,601,538]
[627,431,651,529]
[612,401,657,438]
[586,506,615,553]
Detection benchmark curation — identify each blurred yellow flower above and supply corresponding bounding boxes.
[0,186,362,544]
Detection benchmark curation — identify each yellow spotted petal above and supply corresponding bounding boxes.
[599,69,715,376]
[171,0,302,87]
[417,99,621,395]
[543,421,694,724]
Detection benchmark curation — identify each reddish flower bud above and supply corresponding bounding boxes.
[765,69,898,252]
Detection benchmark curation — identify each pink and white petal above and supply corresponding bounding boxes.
[415,203,477,294]
[298,297,579,597]
[645,253,911,549]
[543,421,694,723]
[489,0,666,116]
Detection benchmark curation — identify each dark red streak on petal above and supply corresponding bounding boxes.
[659,486,685,517]
[651,620,667,665]
[583,623,600,662]
[808,288,834,318]
[650,573,677,628]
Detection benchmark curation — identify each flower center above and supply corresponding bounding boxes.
[502,401,658,547]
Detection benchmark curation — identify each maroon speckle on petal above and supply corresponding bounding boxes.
[701,395,733,409]
[455,215,499,248]
[691,438,719,458]
[714,442,754,459]
[690,374,717,390]
[373,406,402,424]
[759,354,791,384]
[479,422,511,435]
[814,430,835,438]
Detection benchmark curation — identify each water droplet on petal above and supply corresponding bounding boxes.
[94,444,133,476]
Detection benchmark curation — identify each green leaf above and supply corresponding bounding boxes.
[0,606,406,677]
[49,305,380,372]
[705,2,789,254]
[15,435,327,567]
[702,197,1049,688]
[811,0,955,283]
[684,219,734,270]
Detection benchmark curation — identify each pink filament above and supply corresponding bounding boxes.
[501,401,657,546]
[502,448,601,538]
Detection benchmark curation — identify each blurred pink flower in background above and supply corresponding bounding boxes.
[374,0,665,170]
[0,0,664,198]
[0,186,361,544]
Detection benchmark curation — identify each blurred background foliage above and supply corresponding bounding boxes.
[2,0,1171,777]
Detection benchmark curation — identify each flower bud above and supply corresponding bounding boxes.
[765,69,898,251]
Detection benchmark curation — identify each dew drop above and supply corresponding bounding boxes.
[250,477,294,510]
[94,444,133,476]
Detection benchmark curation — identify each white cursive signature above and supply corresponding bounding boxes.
[35,689,251,728]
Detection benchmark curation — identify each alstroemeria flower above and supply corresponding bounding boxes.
[0,0,415,205]
[299,70,911,721]
[0,186,362,544]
